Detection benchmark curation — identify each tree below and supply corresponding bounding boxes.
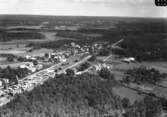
[88,54,96,62]
[77,62,90,71]
[144,96,162,117]
[66,69,75,76]
[98,49,110,56]
[54,69,58,73]
[122,97,130,109]
[7,56,14,62]
[44,53,49,58]
[124,66,163,84]
[99,68,114,80]
[160,97,167,111]
[33,60,38,65]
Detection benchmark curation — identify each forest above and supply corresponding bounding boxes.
[123,66,167,84]
[0,31,45,42]
[0,66,30,84]
[78,20,167,62]
[0,70,166,117]
[111,21,167,62]
[0,72,123,117]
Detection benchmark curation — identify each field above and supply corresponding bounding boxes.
[100,55,167,104]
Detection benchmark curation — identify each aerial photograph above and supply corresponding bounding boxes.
[0,0,167,117]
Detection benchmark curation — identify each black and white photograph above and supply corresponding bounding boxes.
[0,0,167,117]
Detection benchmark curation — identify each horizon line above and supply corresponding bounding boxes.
[0,14,166,19]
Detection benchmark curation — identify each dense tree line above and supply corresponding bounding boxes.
[26,38,100,50]
[98,48,110,56]
[77,62,91,72]
[0,31,45,42]
[0,54,17,62]
[0,73,124,117]
[123,96,163,117]
[111,22,167,62]
[123,66,167,84]
[0,70,166,117]
[0,66,30,84]
[56,30,98,40]
[115,34,167,61]
[26,40,73,49]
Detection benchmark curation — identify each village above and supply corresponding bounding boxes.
[0,40,120,106]
[0,36,167,116]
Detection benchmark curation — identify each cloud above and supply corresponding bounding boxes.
[72,0,153,6]
[0,0,165,18]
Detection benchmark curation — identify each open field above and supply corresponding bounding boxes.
[113,86,145,104]
[114,62,167,73]
[100,55,167,104]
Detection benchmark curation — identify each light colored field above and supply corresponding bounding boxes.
[19,48,53,57]
[0,57,5,61]
[0,48,53,57]
[113,86,145,104]
[152,78,167,99]
[0,32,57,44]
[114,62,167,73]
[105,55,167,104]
[0,50,26,54]
[0,44,53,66]
[6,25,42,29]
[0,32,76,45]
[0,43,27,50]
[0,62,30,68]
[0,44,30,56]
[103,55,167,73]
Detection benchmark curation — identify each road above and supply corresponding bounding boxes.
[111,39,124,48]
[0,53,91,106]
[103,39,124,62]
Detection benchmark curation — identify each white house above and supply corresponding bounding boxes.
[123,57,135,63]
[20,63,36,72]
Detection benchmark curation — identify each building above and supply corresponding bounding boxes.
[94,63,113,71]
[20,62,36,72]
[122,57,135,63]
[26,55,37,61]
[0,78,9,87]
[36,64,43,70]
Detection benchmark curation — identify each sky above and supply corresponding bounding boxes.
[0,0,166,18]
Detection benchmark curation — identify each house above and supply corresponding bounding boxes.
[122,57,135,63]
[94,63,112,71]
[26,55,37,60]
[0,80,2,87]
[0,78,9,87]
[3,78,9,84]
[20,62,36,72]
[36,64,43,70]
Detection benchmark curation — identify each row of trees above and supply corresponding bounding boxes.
[0,54,17,62]
[77,62,91,72]
[123,66,167,84]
